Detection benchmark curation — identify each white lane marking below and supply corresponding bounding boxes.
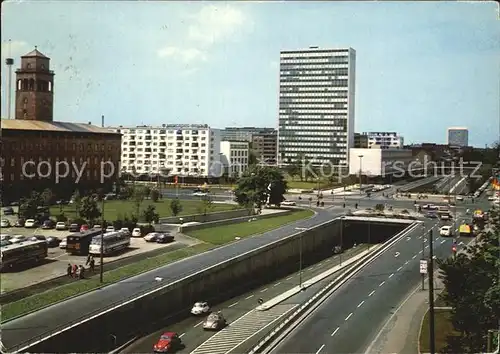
[441,240,446,244]
[394,252,400,258]
[368,290,376,297]
[274,282,281,287]
[286,276,293,280]
[404,261,409,265]
[412,255,417,259]
[389,273,394,278]
[425,245,429,249]
[345,313,353,321]
[260,288,268,293]
[397,266,402,271]
[229,302,239,308]
[318,262,323,266]
[179,333,185,338]
[316,344,326,354]
[331,327,340,336]
[379,281,385,287]
[245,294,254,300]
[357,300,365,308]
[419,250,423,254]
[194,321,203,327]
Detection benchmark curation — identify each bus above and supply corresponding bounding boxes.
[66,229,103,255]
[0,240,48,271]
[459,224,472,237]
[88,231,131,256]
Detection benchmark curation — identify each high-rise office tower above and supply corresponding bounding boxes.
[447,127,468,147]
[278,46,356,166]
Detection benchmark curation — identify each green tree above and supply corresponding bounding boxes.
[19,191,43,219]
[248,149,258,166]
[132,186,147,217]
[72,190,82,216]
[170,198,183,216]
[142,204,160,224]
[200,196,214,215]
[150,188,160,202]
[79,196,102,223]
[234,166,287,208]
[40,188,53,206]
[374,203,385,212]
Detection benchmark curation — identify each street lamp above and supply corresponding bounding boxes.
[295,227,307,289]
[339,217,344,266]
[358,155,364,196]
[100,198,105,283]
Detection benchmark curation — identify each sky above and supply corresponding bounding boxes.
[1,1,499,147]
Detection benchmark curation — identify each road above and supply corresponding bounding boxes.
[1,207,339,352]
[268,220,465,354]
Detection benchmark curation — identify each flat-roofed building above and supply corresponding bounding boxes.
[220,140,250,177]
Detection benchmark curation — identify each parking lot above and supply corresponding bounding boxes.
[1,210,199,292]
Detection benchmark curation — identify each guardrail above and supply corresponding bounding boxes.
[248,220,421,354]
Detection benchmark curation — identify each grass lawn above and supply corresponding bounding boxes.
[419,309,459,353]
[50,199,239,221]
[286,180,338,190]
[186,209,314,245]
[1,243,213,322]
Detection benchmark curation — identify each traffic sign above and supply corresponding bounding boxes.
[420,260,428,274]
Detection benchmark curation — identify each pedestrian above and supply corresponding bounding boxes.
[86,254,91,266]
[72,264,78,278]
[79,265,85,279]
[89,257,95,272]
[67,263,72,277]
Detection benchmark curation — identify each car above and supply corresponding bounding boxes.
[488,196,496,201]
[3,207,14,215]
[41,220,55,229]
[106,226,115,232]
[93,224,102,230]
[456,195,464,201]
[156,233,174,244]
[55,222,67,230]
[426,213,438,219]
[68,223,80,232]
[80,224,89,233]
[0,239,12,247]
[281,201,296,206]
[46,236,61,247]
[31,235,47,242]
[191,301,210,315]
[14,219,25,227]
[24,219,38,228]
[144,232,161,242]
[1,219,10,228]
[153,332,183,353]
[0,234,11,241]
[10,235,27,244]
[202,312,227,331]
[192,191,208,197]
[132,228,142,237]
[59,238,67,249]
[120,227,131,236]
[440,226,453,237]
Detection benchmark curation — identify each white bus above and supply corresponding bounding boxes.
[88,231,131,256]
[0,240,48,271]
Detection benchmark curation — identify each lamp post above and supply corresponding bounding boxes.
[295,227,307,289]
[100,198,105,283]
[427,229,436,354]
[340,217,344,266]
[358,155,364,196]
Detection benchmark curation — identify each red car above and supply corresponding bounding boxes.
[153,332,183,353]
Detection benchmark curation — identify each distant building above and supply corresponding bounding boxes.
[278,47,356,166]
[447,127,468,147]
[221,127,277,164]
[110,125,221,178]
[1,48,121,204]
[361,132,404,149]
[220,140,250,177]
[348,148,414,177]
[354,133,368,148]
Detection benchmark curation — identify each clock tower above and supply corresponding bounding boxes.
[15,47,55,122]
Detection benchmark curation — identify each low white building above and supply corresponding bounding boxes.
[363,132,404,149]
[349,148,414,176]
[110,124,221,177]
[220,140,250,177]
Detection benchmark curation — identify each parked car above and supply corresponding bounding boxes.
[14,218,25,227]
[46,236,61,247]
[10,235,27,244]
[31,235,47,242]
[281,201,296,206]
[93,224,102,230]
[153,332,183,353]
[106,226,115,233]
[24,219,38,228]
[456,195,464,201]
[42,220,55,229]
[132,228,142,237]
[191,301,210,315]
[0,239,12,247]
[3,207,14,215]
[425,213,438,219]
[59,238,67,249]
[69,223,80,232]
[80,224,89,233]
[0,234,11,241]
[144,232,161,242]
[55,222,67,231]
[1,219,10,228]
[120,227,131,236]
[157,233,175,244]
[202,312,227,331]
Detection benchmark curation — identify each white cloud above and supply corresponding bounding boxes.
[1,40,29,58]
[157,46,207,63]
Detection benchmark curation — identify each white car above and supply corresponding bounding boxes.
[120,227,131,236]
[456,195,464,201]
[10,235,27,244]
[440,226,453,237]
[144,232,161,242]
[132,228,142,237]
[281,201,296,206]
[191,302,210,315]
[24,219,37,228]
[59,238,67,249]
[488,196,495,201]
[55,222,67,230]
[0,219,10,228]
[93,224,102,230]
[106,226,115,232]
[193,192,208,197]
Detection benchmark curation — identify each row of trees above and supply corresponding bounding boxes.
[438,208,500,352]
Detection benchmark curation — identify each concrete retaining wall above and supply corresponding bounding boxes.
[178,210,292,233]
[25,219,410,353]
[159,208,250,224]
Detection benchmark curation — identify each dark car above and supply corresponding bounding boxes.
[69,223,80,232]
[3,207,14,215]
[426,213,438,219]
[31,235,47,242]
[46,236,61,247]
[14,218,25,227]
[42,220,55,229]
[156,233,175,244]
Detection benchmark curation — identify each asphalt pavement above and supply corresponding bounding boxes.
[268,218,463,354]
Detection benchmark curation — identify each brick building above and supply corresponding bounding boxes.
[0,48,121,203]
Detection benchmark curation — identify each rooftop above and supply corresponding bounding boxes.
[1,119,120,135]
[21,47,49,59]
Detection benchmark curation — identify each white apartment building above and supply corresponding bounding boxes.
[447,127,468,147]
[278,46,356,166]
[220,140,250,177]
[349,148,414,176]
[363,132,404,149]
[110,124,221,177]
